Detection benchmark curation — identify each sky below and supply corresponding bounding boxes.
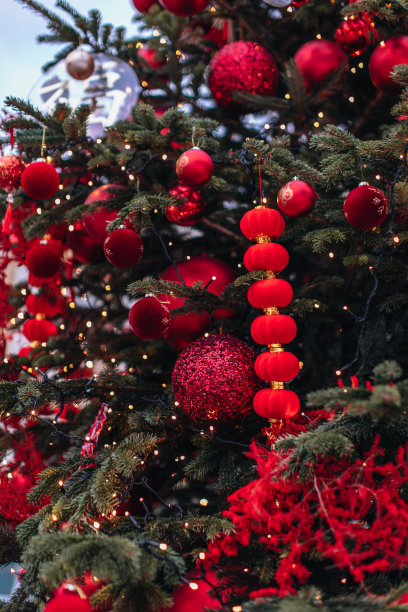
[0,0,135,108]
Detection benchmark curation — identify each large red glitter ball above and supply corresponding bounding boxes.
[104,228,143,268]
[343,184,388,229]
[26,242,61,278]
[172,334,261,425]
[334,17,371,56]
[83,184,126,243]
[369,36,408,94]
[0,156,25,193]
[21,161,60,200]
[176,149,213,187]
[208,41,279,112]
[294,39,348,91]
[277,180,316,218]
[166,185,206,225]
[159,0,210,16]
[131,0,157,11]
[44,594,93,612]
[129,297,171,340]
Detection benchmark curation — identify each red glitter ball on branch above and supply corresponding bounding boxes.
[334,17,371,56]
[369,35,408,94]
[166,184,206,225]
[0,155,25,193]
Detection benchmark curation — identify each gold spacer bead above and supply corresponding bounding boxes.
[270,381,285,390]
[256,234,271,243]
[266,270,276,279]
[268,343,283,353]
[264,307,279,315]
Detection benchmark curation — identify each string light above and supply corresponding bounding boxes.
[189,583,199,590]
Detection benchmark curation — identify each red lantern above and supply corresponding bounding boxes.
[104,228,143,268]
[369,36,408,94]
[176,148,213,187]
[294,39,348,91]
[129,298,171,340]
[240,207,285,241]
[26,293,66,317]
[334,17,371,56]
[26,242,61,278]
[21,161,60,200]
[159,0,210,16]
[251,314,297,345]
[277,180,316,218]
[253,388,300,420]
[343,184,388,229]
[243,242,289,273]
[83,184,126,243]
[22,319,58,343]
[255,351,300,382]
[247,279,293,309]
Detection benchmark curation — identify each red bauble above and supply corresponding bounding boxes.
[0,155,25,193]
[248,279,293,309]
[26,242,61,278]
[166,185,206,225]
[44,594,92,612]
[253,388,300,420]
[208,41,278,111]
[26,293,66,317]
[334,17,371,56]
[172,334,261,425]
[277,180,316,218]
[251,314,297,345]
[21,161,59,200]
[104,228,143,268]
[83,184,126,243]
[244,242,289,273]
[129,298,171,340]
[131,0,157,11]
[164,573,221,611]
[240,207,285,241]
[255,351,300,382]
[138,47,166,69]
[159,0,210,16]
[65,48,94,80]
[369,36,408,94]
[343,184,388,229]
[176,148,213,187]
[22,319,58,343]
[294,39,348,91]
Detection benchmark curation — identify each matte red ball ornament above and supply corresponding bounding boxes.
[131,0,157,11]
[159,0,210,16]
[240,207,285,241]
[129,298,171,340]
[26,242,60,278]
[67,229,105,264]
[172,334,261,425]
[251,314,297,345]
[162,572,221,611]
[343,184,388,229]
[83,184,125,243]
[65,48,94,80]
[253,388,300,420]
[166,185,206,225]
[277,180,316,218]
[244,242,289,273]
[208,41,279,111]
[334,17,371,56]
[104,228,143,268]
[22,319,58,343]
[176,148,213,187]
[294,39,348,91]
[0,155,25,193]
[255,351,300,382]
[138,47,166,69]
[368,36,408,94]
[21,161,59,200]
[248,279,293,309]
[44,593,93,612]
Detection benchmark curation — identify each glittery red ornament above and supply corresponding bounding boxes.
[244,242,289,273]
[0,155,25,193]
[104,228,143,268]
[208,41,279,111]
[26,242,61,278]
[26,293,66,317]
[255,351,300,382]
[176,148,213,187]
[294,39,348,91]
[277,180,316,218]
[67,229,105,264]
[334,17,371,56]
[251,314,297,345]
[138,47,166,69]
[83,184,126,243]
[21,161,60,200]
[240,207,285,241]
[129,297,171,340]
[159,0,210,16]
[369,36,408,94]
[172,334,261,425]
[343,184,388,229]
[162,572,221,611]
[166,185,206,225]
[253,388,300,420]
[247,278,293,309]
[65,48,94,81]
[44,594,93,612]
[22,319,58,343]
[131,0,157,11]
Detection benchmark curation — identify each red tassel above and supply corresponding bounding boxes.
[2,198,12,234]
[10,128,14,150]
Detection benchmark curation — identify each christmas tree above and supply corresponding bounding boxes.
[1,0,408,610]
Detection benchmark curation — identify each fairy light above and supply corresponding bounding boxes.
[105,285,111,291]
[86,360,93,368]
[200,499,208,506]
[189,583,199,590]
[336,369,342,376]
[102,310,107,317]
[36,207,42,214]
[375,174,381,180]
[232,607,243,612]
[343,305,348,311]
[285,93,291,99]
[128,404,134,410]
[125,144,131,150]
[162,154,168,160]
[199,552,206,560]
[93,521,101,530]
[329,252,334,258]
[154,450,159,455]
[17,312,24,319]
[68,224,75,232]
[66,194,71,200]
[59,480,64,486]
[358,62,364,68]
[394,236,400,243]
[69,302,76,309]
[55,198,61,204]
[348,96,355,103]
[52,514,58,521]
[159,543,167,551]
[86,321,92,328]
[280,124,286,130]
[314,121,320,128]
[351,67,356,74]
[316,33,322,39]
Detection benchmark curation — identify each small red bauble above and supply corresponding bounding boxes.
[162,572,221,611]
[65,48,94,80]
[131,0,157,11]
[22,319,58,343]
[208,41,279,111]
[244,242,289,273]
[159,0,210,16]
[253,388,300,420]
[26,242,60,278]
[67,229,105,264]
[343,184,388,229]
[277,180,316,218]
[104,228,143,268]
[334,17,371,56]
[26,293,66,317]
[0,155,25,193]
[240,207,285,241]
[368,36,408,94]
[129,297,171,340]
[247,279,293,309]
[176,148,213,187]
[44,593,93,612]
[166,185,206,225]
[138,47,166,69]
[294,39,348,91]
[255,351,300,382]
[251,314,297,345]
[21,161,59,200]
[172,334,261,425]
[83,184,126,243]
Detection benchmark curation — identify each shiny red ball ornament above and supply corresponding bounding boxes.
[208,41,279,111]
[26,242,60,278]
[253,388,300,420]
[26,293,66,317]
[0,155,25,193]
[248,278,293,309]
[129,297,171,340]
[104,228,143,268]
[369,36,408,94]
[138,47,166,69]
[22,319,58,343]
[159,0,210,16]
[255,351,300,382]
[294,39,348,91]
[172,334,261,425]
[65,48,94,80]
[240,207,285,241]
[334,17,371,56]
[166,185,206,225]
[162,572,221,612]
[67,229,105,264]
[244,242,289,273]
[83,184,125,243]
[277,180,316,218]
[21,161,59,200]
[344,184,388,229]
[131,0,157,11]
[176,148,213,187]
[44,594,93,612]
[251,314,297,345]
